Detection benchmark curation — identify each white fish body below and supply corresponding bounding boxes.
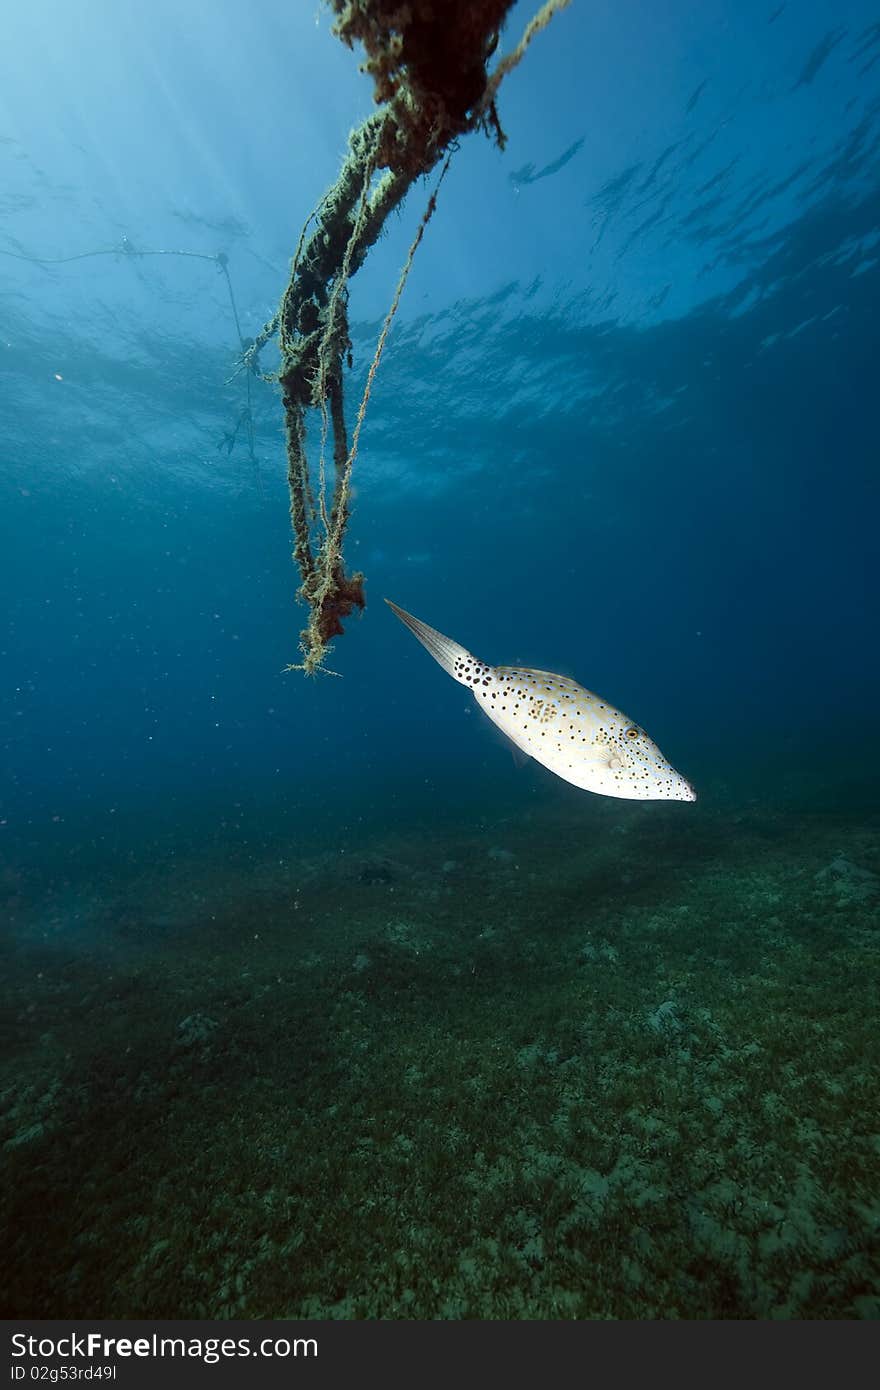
[386,600,696,803]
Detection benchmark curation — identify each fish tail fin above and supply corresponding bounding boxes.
[385,599,476,683]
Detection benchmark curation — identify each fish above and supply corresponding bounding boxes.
[385,599,696,802]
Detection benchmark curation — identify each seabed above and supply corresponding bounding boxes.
[2,795,878,1318]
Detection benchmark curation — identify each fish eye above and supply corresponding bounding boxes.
[624,725,640,739]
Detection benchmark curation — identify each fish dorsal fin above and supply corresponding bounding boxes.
[497,666,560,678]
[495,665,584,692]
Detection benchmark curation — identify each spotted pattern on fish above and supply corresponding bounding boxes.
[385,599,696,803]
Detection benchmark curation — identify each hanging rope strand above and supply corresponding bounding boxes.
[330,154,452,564]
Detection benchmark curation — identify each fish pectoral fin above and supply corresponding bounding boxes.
[508,742,531,769]
[477,704,534,766]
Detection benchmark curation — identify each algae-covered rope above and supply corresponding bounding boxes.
[275,0,572,674]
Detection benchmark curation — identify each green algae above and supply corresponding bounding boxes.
[1,799,878,1318]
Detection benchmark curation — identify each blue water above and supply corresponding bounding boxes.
[2,1,879,1318]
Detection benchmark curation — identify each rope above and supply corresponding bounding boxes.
[331,153,453,561]
[479,0,573,130]
[277,0,573,675]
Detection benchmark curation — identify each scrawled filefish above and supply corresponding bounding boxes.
[386,600,696,802]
